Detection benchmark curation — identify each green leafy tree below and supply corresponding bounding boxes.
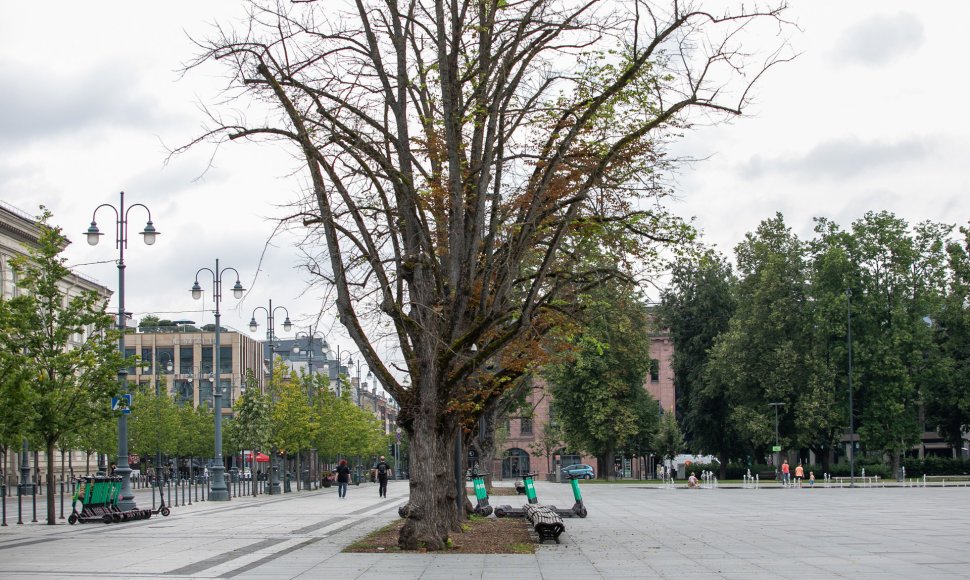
[226,370,273,472]
[546,282,658,479]
[0,210,126,523]
[845,212,949,474]
[127,376,180,464]
[924,225,970,447]
[701,214,819,467]
[653,411,684,469]
[655,252,738,477]
[270,360,318,456]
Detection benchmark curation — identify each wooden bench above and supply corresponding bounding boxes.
[524,503,565,544]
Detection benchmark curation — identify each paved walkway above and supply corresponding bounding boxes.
[2,478,969,579]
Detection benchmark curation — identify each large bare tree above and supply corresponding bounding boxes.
[184,0,790,549]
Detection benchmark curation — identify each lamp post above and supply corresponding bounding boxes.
[769,402,784,482]
[249,299,292,494]
[354,359,372,410]
[292,329,328,401]
[86,191,158,511]
[190,259,244,501]
[155,352,174,492]
[846,288,855,488]
[333,348,354,399]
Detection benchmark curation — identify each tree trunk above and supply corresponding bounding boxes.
[718,450,729,480]
[467,403,499,491]
[398,410,462,550]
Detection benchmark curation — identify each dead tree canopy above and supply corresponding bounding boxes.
[186,0,792,550]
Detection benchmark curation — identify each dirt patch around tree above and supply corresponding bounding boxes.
[345,515,536,554]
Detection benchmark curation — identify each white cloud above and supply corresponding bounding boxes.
[740,136,933,181]
[833,12,924,66]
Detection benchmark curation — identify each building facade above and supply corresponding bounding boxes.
[494,325,676,480]
[123,327,265,414]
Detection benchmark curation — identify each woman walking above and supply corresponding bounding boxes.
[335,459,351,499]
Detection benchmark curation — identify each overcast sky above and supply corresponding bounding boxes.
[2,1,968,369]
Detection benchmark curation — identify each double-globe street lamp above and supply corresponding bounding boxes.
[249,299,292,494]
[86,191,159,511]
[334,349,354,399]
[190,259,244,501]
[292,329,328,402]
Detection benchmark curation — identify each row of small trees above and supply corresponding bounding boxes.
[0,213,390,525]
[123,362,391,478]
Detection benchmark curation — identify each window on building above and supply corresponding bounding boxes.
[220,346,232,375]
[650,358,659,382]
[520,417,533,435]
[125,348,137,376]
[201,347,214,374]
[179,347,193,375]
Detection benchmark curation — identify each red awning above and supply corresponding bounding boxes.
[255,453,270,463]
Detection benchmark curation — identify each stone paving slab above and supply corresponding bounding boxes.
[2,478,970,579]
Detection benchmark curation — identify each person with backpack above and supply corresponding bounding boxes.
[376,456,390,498]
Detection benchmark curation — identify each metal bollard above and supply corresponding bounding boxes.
[1,483,6,526]
[32,484,38,523]
[59,479,65,519]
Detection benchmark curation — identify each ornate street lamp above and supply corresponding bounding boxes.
[249,299,292,494]
[86,191,159,511]
[292,329,328,401]
[190,259,244,501]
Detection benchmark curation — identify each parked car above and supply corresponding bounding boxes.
[562,464,595,479]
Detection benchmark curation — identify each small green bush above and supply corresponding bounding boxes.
[901,457,970,476]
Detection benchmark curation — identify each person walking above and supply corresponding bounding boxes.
[794,463,805,488]
[376,456,390,498]
[335,459,351,499]
[781,459,790,487]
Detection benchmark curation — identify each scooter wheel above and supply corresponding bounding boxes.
[161,507,170,517]
[495,507,506,518]
[68,514,78,525]
[103,514,113,524]
[578,507,588,518]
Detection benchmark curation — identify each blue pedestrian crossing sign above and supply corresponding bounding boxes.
[111,394,132,414]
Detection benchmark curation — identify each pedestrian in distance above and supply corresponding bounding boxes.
[809,471,815,487]
[687,472,699,488]
[781,459,790,487]
[794,463,804,488]
[376,455,390,498]
[335,459,351,499]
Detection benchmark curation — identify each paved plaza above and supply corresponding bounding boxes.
[2,478,969,579]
